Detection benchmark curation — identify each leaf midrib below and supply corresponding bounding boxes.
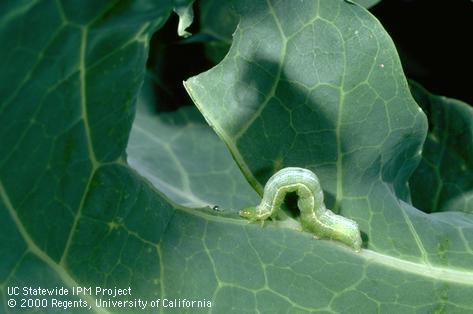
[177,205,473,286]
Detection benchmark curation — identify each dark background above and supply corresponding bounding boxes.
[372,0,473,105]
[148,0,473,111]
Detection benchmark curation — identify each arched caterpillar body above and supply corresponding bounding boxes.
[239,167,362,251]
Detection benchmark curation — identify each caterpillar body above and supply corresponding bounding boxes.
[239,167,362,251]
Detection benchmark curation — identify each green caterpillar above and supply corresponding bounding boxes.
[240,167,362,251]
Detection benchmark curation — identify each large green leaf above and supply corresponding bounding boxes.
[2,0,473,313]
[0,0,175,312]
[409,81,473,213]
[185,0,473,308]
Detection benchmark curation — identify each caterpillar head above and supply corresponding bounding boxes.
[239,207,259,221]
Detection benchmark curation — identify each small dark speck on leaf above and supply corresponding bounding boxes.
[212,205,223,212]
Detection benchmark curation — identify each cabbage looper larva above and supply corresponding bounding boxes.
[240,167,362,251]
